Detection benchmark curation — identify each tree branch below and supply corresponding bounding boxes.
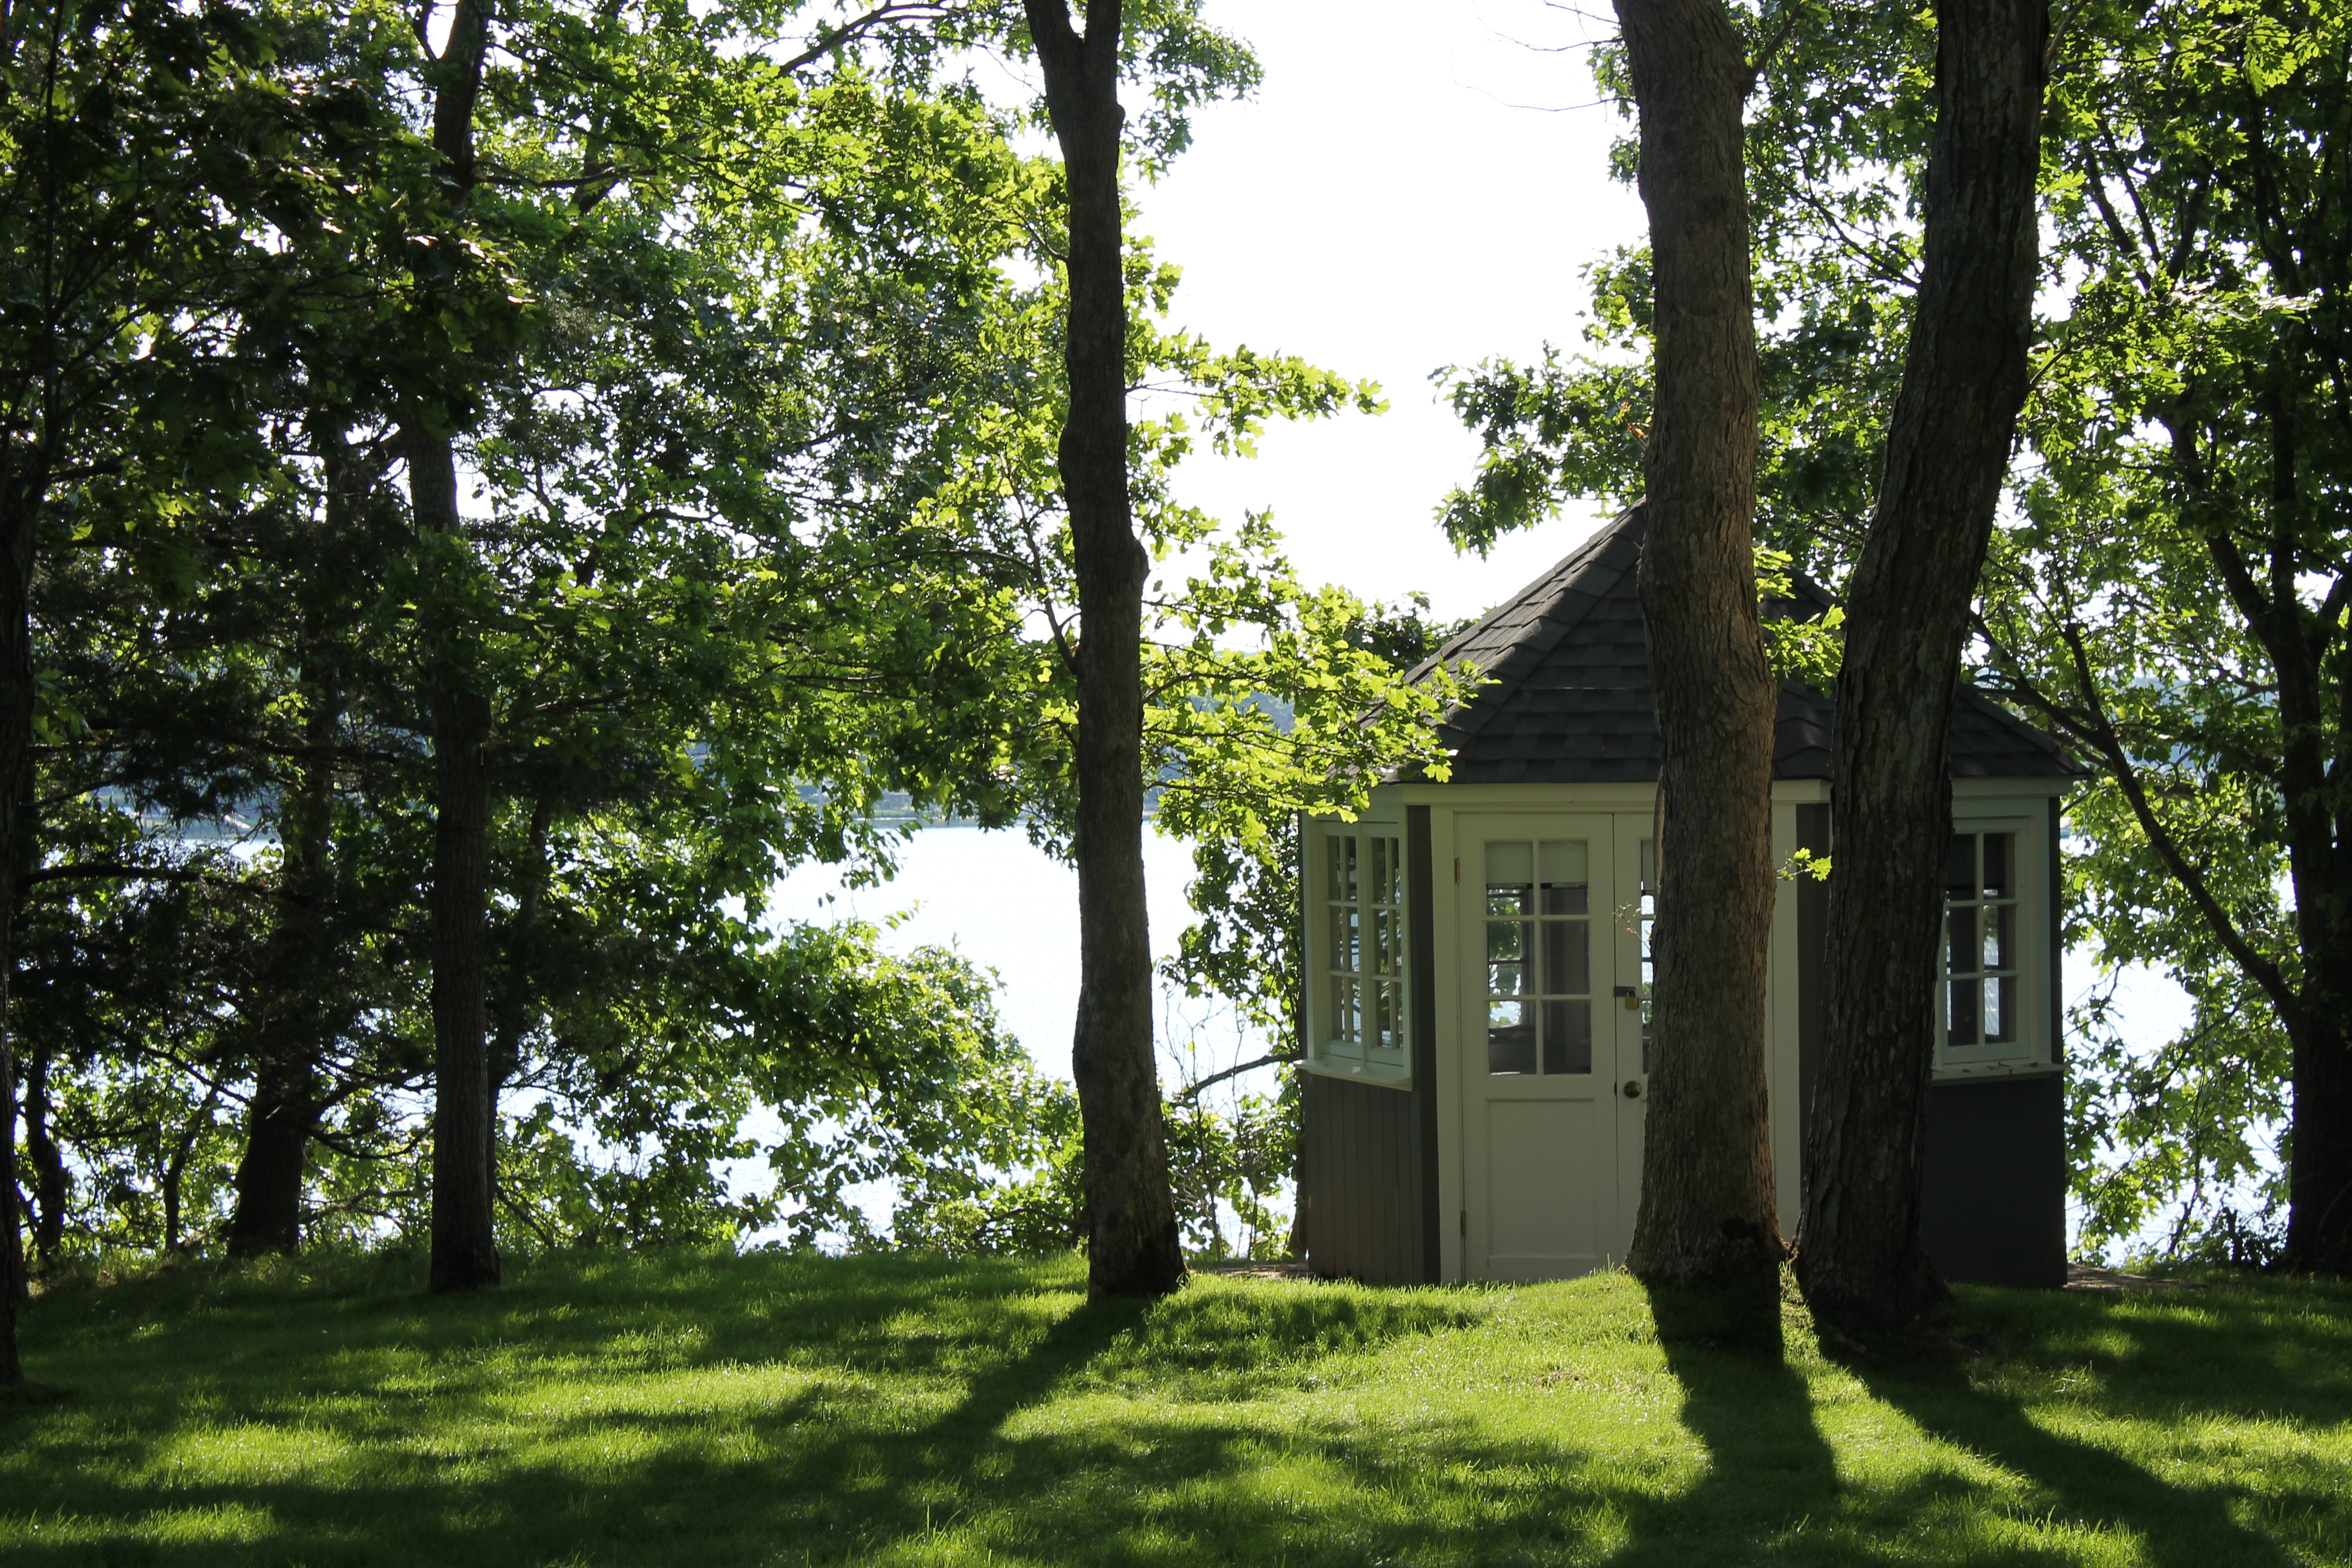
[1170,1050,1295,1105]
[2059,620,2299,1023]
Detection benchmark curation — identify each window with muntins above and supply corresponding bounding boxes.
[1484,839,1593,1076]
[1943,830,2023,1055]
[1637,837,1656,1074]
[1324,831,1404,1062]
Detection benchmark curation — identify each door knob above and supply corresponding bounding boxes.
[1623,1079,1643,1099]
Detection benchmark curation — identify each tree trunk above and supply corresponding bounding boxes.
[1,492,37,1384]
[224,1058,315,1257]
[2289,1006,2352,1268]
[1614,0,1784,1288]
[24,1038,66,1267]
[163,1086,218,1254]
[225,663,339,1257]
[486,793,552,1197]
[1023,0,1184,1299]
[2215,387,2352,1273]
[408,0,500,1293]
[1797,0,2046,1333]
[414,422,501,1293]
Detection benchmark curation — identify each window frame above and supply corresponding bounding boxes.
[1477,835,1601,1079]
[1304,816,1411,1082]
[1934,811,2051,1079]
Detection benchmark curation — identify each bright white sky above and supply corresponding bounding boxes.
[1128,0,1643,623]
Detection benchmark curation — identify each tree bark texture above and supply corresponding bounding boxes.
[412,417,501,1292]
[409,0,500,1293]
[1615,0,1784,1288]
[2169,402,2352,1271]
[486,792,552,1194]
[24,1039,66,1266]
[1797,0,2046,1331]
[1023,0,1184,1299]
[226,667,339,1257]
[0,489,36,1384]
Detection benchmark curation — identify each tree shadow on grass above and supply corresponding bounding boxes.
[1,1271,1489,1566]
[1598,1275,1844,1568]
[1847,1346,2301,1568]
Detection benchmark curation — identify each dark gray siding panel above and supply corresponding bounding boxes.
[1300,1071,1427,1283]
[1921,1074,2067,1287]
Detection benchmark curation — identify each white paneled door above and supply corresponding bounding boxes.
[1457,813,1651,1280]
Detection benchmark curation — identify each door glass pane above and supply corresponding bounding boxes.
[1485,840,1533,886]
[1639,838,1657,1075]
[1539,839,1588,885]
[1543,999,1592,1075]
[1486,918,1524,961]
[1488,957,1526,997]
[1542,918,1589,997]
[1488,999,1534,1075]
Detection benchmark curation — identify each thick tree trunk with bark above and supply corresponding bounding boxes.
[409,0,501,1293]
[411,405,500,1292]
[1023,0,1184,1299]
[2290,1008,2352,1269]
[1797,0,2046,1332]
[225,1059,317,1256]
[426,672,499,1289]
[1614,0,1784,1288]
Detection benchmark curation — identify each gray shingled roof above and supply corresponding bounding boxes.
[1401,505,2078,785]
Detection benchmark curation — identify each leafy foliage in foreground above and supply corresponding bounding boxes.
[6,1253,2350,1565]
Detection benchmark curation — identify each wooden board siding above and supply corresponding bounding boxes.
[1299,1071,1428,1283]
[1921,1073,2068,1287]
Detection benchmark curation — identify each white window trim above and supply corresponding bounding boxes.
[1935,811,2055,1081]
[1303,816,1413,1086]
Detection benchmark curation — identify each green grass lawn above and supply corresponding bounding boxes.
[4,1251,2349,1566]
